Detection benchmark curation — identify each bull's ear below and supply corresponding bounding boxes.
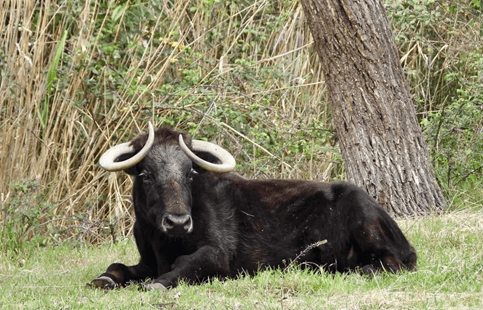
[192,151,221,173]
[116,152,141,175]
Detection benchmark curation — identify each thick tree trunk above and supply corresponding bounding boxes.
[299,0,447,216]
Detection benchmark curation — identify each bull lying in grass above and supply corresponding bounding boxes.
[92,122,416,290]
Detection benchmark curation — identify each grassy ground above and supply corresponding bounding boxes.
[2,208,482,309]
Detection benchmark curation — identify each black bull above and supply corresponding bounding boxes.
[92,123,416,289]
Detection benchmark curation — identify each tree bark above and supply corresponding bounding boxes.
[299,0,447,216]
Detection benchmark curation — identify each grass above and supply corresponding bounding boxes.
[2,208,482,309]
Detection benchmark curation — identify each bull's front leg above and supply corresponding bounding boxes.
[144,246,230,290]
[92,261,155,289]
[92,223,159,289]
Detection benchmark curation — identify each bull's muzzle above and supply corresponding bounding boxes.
[161,213,193,235]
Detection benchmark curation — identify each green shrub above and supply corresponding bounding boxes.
[1,179,55,255]
[386,0,483,199]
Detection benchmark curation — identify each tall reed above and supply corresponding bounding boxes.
[0,0,334,243]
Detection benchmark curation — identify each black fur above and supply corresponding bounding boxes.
[93,127,416,289]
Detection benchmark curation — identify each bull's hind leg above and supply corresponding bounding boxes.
[355,216,416,275]
[361,255,404,274]
[362,256,402,275]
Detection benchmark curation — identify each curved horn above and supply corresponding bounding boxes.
[99,122,155,171]
[179,135,236,173]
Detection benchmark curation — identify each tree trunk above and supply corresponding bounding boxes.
[299,0,447,216]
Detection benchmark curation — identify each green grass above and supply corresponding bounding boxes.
[2,209,482,309]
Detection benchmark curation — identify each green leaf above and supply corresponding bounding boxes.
[112,4,128,22]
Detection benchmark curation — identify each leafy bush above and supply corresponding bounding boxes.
[1,179,55,255]
[386,0,483,197]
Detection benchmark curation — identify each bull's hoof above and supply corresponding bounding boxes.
[143,282,167,291]
[361,264,378,275]
[91,276,117,289]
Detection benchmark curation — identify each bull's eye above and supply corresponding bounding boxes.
[139,171,152,183]
[186,169,196,182]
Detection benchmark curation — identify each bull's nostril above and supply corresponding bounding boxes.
[184,217,193,233]
[164,216,175,229]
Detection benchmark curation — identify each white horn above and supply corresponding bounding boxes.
[179,135,236,173]
[99,122,155,171]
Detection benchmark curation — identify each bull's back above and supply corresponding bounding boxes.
[197,174,416,275]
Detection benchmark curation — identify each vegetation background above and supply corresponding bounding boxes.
[0,0,482,308]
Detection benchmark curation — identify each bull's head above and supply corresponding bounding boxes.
[98,122,236,236]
